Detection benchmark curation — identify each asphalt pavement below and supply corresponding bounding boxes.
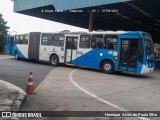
[0,55,54,90]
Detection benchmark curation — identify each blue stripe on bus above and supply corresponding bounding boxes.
[70,49,154,74]
[70,49,117,69]
[15,45,27,59]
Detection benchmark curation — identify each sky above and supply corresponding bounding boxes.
[0,0,87,34]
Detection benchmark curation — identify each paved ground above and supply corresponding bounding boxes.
[20,67,160,120]
[1,55,160,120]
[73,68,160,111]
[0,55,54,90]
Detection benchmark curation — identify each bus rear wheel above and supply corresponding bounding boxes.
[101,61,115,74]
[15,52,19,60]
[50,55,59,66]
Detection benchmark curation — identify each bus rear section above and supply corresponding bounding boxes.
[6,35,15,56]
[7,32,41,60]
[11,32,65,65]
[14,33,30,59]
[6,34,29,58]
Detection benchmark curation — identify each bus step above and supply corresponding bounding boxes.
[66,63,75,66]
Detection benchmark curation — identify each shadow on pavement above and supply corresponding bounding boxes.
[65,66,153,79]
[10,58,63,67]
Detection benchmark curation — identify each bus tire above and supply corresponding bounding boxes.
[15,51,19,60]
[50,55,59,66]
[101,61,115,74]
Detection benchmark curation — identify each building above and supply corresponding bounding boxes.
[13,0,160,43]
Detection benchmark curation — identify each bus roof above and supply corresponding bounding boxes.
[68,31,145,35]
[9,31,147,36]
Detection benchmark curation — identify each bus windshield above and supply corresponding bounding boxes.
[143,33,154,60]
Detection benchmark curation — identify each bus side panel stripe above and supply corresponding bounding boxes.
[15,45,27,59]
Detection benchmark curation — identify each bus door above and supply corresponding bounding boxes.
[65,37,78,65]
[119,36,140,72]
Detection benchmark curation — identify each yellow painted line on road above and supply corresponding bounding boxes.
[69,68,150,120]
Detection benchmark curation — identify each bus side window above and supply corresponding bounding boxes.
[52,34,65,47]
[19,35,23,44]
[66,37,78,50]
[73,38,78,49]
[66,37,72,49]
[79,35,91,48]
[104,35,118,50]
[41,34,52,46]
[15,36,19,44]
[91,35,103,49]
[11,37,14,44]
[23,34,28,44]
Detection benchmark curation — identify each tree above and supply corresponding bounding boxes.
[0,13,9,52]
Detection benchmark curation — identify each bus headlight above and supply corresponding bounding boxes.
[114,57,118,60]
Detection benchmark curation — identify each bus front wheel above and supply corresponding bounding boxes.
[15,52,19,60]
[50,55,59,66]
[101,61,115,74]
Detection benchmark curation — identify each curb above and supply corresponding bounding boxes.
[0,80,26,112]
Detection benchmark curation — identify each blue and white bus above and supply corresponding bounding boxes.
[6,31,155,74]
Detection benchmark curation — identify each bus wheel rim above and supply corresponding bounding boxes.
[52,58,57,64]
[104,64,111,71]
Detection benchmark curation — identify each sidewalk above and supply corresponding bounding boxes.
[0,79,26,111]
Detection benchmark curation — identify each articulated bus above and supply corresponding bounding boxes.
[6,31,155,74]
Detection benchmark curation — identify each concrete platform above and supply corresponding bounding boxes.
[0,80,26,112]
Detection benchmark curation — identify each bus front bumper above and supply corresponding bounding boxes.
[140,64,154,74]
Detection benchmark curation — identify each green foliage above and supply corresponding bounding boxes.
[0,13,10,52]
